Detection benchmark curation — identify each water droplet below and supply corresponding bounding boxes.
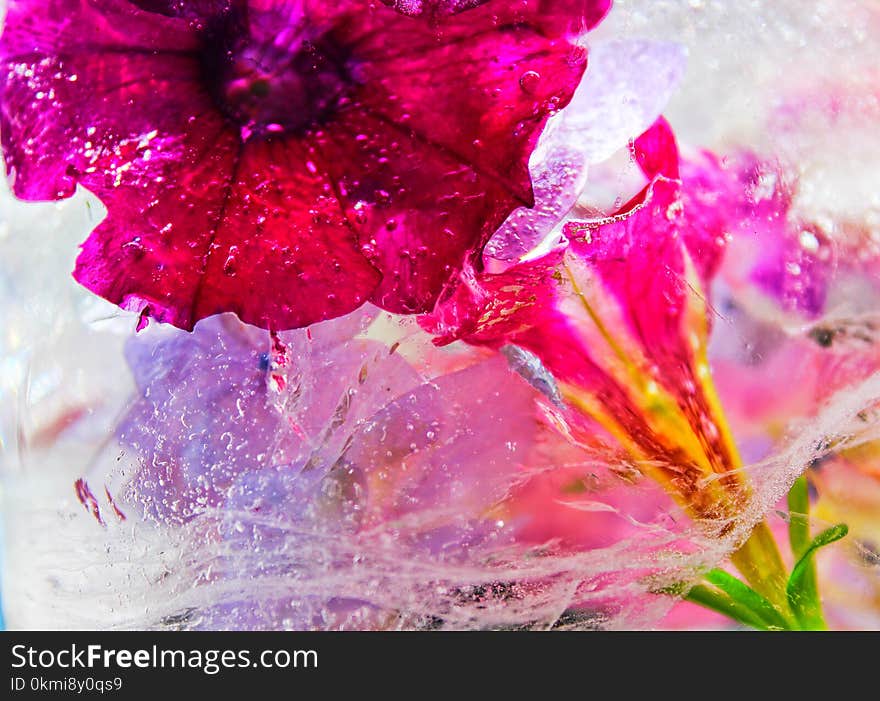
[519,71,541,94]
[799,230,820,253]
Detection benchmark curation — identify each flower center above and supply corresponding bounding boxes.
[201,12,352,140]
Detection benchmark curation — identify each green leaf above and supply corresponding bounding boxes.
[786,523,849,630]
[786,475,818,628]
[684,584,772,630]
[704,569,790,630]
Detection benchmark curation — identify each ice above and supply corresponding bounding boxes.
[3,0,880,630]
[0,299,710,629]
[594,0,880,220]
[556,39,688,165]
[484,38,687,266]
[6,286,877,629]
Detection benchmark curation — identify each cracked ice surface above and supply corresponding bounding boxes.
[4,300,879,629]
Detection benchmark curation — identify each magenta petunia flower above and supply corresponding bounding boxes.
[381,0,488,16]
[381,0,612,35]
[0,0,604,330]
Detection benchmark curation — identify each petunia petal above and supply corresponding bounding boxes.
[613,116,679,216]
[1,45,254,331]
[16,49,244,329]
[421,251,667,462]
[2,0,604,330]
[353,5,589,207]
[0,0,198,57]
[0,0,199,200]
[631,115,679,181]
[566,178,694,377]
[380,0,487,17]
[381,1,612,34]
[535,0,613,34]
[188,136,383,329]
[430,176,721,416]
[307,107,516,314]
[128,0,232,17]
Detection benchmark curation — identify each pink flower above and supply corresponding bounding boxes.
[0,0,603,330]
[423,119,748,522]
[683,152,834,318]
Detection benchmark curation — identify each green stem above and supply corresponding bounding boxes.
[729,520,793,623]
[786,475,825,629]
[685,492,848,630]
